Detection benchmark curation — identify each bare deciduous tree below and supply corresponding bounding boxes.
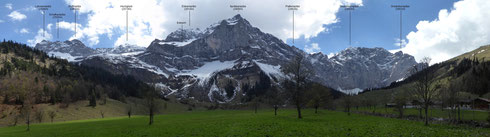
[393,91,408,118]
[20,94,34,131]
[251,97,261,114]
[307,83,332,114]
[281,55,314,119]
[89,88,97,108]
[19,77,37,131]
[409,57,441,126]
[341,94,354,116]
[380,91,392,114]
[266,88,284,116]
[34,109,44,123]
[145,85,159,125]
[48,110,56,123]
[127,103,132,118]
[440,77,464,122]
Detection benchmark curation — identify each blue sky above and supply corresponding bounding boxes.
[0,0,119,48]
[1,0,489,64]
[290,0,459,56]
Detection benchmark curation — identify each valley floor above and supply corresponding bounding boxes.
[0,109,488,137]
[353,106,489,122]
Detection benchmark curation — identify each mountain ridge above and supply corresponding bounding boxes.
[34,14,418,102]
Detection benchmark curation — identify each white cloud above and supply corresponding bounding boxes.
[8,11,27,21]
[64,0,168,47]
[393,38,407,48]
[19,28,29,34]
[402,0,490,64]
[63,0,362,47]
[21,6,36,12]
[388,49,401,54]
[304,43,321,53]
[58,21,83,39]
[5,3,12,10]
[27,24,53,46]
[0,20,4,23]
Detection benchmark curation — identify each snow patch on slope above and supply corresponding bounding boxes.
[254,61,283,78]
[159,38,196,47]
[133,60,169,78]
[86,52,169,78]
[178,60,237,85]
[155,82,178,96]
[337,87,363,95]
[48,52,82,62]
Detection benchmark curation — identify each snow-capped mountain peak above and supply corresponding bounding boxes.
[34,15,418,101]
[35,39,96,61]
[222,14,250,26]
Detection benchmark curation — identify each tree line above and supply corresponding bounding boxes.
[0,40,161,129]
[345,56,490,126]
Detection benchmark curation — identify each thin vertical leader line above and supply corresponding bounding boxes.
[181,24,184,42]
[126,10,128,41]
[57,18,59,39]
[43,11,45,37]
[75,11,77,37]
[349,10,352,47]
[292,10,295,45]
[400,10,403,49]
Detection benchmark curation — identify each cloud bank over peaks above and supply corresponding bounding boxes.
[61,0,362,47]
[402,0,490,64]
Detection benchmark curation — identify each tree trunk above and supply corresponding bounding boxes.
[472,102,475,121]
[347,107,351,116]
[26,117,30,131]
[254,104,258,114]
[424,104,429,126]
[447,107,452,121]
[274,106,278,116]
[297,106,302,119]
[398,106,404,118]
[457,105,461,122]
[149,109,154,125]
[315,106,318,114]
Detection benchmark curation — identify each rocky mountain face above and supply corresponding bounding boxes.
[308,47,416,94]
[35,39,96,61]
[35,14,418,102]
[96,43,145,54]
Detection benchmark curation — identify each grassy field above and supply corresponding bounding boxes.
[0,109,488,137]
[352,106,489,122]
[0,98,195,126]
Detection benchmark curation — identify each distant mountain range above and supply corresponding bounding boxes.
[35,14,418,102]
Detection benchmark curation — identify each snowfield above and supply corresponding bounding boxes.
[48,51,83,62]
[254,60,283,78]
[159,38,196,47]
[178,60,237,85]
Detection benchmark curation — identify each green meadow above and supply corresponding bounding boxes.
[0,109,488,137]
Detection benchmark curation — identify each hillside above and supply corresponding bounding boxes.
[362,44,490,101]
[0,41,161,126]
[1,39,349,126]
[450,45,490,62]
[0,97,192,126]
